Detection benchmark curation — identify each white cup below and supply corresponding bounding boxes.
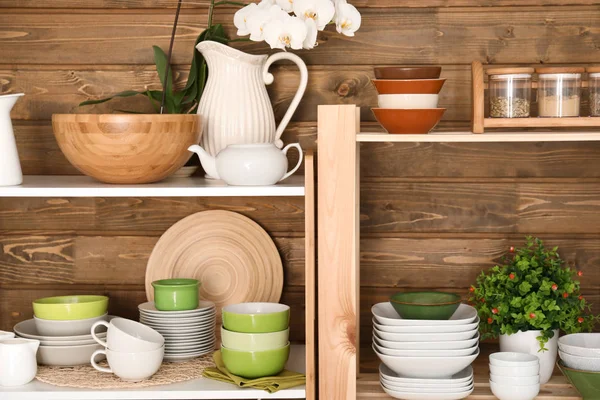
[489,363,540,377]
[490,374,539,386]
[91,317,164,352]
[91,346,164,382]
[0,331,15,341]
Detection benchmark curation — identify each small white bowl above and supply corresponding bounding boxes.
[377,94,439,109]
[490,374,539,386]
[559,333,600,358]
[489,363,539,377]
[34,314,109,337]
[490,380,540,400]
[489,352,539,367]
[374,332,480,350]
[373,318,479,334]
[559,349,600,372]
[373,341,478,357]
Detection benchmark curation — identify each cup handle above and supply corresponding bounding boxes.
[91,320,110,347]
[279,143,303,182]
[91,349,111,373]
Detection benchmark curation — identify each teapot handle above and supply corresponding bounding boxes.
[263,53,308,149]
[280,143,303,182]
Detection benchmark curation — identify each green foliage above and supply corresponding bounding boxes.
[78,24,229,114]
[469,236,599,351]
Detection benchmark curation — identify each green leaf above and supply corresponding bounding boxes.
[153,45,174,95]
[79,90,142,107]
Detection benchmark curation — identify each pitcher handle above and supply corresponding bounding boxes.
[263,53,308,149]
[280,143,303,182]
[91,349,112,373]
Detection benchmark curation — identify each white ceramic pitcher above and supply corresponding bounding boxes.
[0,93,24,186]
[0,338,40,387]
[196,41,308,163]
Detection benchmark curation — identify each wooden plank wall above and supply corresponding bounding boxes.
[2,0,600,371]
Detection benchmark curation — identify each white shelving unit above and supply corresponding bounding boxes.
[0,175,305,197]
[0,346,306,400]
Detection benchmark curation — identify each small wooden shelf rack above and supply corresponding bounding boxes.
[316,105,592,399]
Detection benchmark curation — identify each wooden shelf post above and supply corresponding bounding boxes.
[317,105,361,400]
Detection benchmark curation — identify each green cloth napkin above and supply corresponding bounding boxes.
[202,351,306,393]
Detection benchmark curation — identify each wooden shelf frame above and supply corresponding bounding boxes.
[316,105,588,400]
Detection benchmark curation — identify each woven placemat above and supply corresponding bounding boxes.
[36,355,214,389]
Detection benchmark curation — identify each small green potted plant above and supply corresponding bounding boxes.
[469,236,598,384]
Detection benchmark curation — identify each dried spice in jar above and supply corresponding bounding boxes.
[587,67,600,116]
[536,67,584,117]
[488,68,533,118]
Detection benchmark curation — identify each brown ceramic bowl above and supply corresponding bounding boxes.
[372,79,446,95]
[374,67,442,80]
[372,108,446,134]
[52,114,202,184]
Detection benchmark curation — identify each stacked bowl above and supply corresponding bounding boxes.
[14,295,110,366]
[372,292,479,400]
[371,66,446,134]
[220,303,291,379]
[558,333,600,399]
[489,352,540,400]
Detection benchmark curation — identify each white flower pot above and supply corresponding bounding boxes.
[499,329,558,384]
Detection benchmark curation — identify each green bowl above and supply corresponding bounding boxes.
[32,295,109,321]
[152,279,199,311]
[558,360,600,400]
[390,291,461,320]
[222,303,290,333]
[221,343,290,378]
[221,326,290,351]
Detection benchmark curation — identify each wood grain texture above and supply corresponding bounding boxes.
[304,152,316,400]
[3,7,600,65]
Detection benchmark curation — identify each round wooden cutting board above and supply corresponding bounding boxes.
[145,210,284,319]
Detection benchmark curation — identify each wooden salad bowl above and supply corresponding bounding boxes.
[52,114,202,184]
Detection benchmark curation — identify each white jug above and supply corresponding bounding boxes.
[0,93,24,186]
[0,338,40,386]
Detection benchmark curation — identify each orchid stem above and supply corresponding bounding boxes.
[160,0,183,114]
[207,0,215,29]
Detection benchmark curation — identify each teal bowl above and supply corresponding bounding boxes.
[221,343,290,379]
[559,360,600,399]
[152,279,199,311]
[390,291,461,320]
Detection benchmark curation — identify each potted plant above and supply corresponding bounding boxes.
[469,236,598,384]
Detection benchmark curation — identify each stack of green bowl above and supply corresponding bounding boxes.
[220,303,291,379]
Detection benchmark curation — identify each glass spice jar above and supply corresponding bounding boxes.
[535,67,584,117]
[488,68,534,118]
[587,67,600,117]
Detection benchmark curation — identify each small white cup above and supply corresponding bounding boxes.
[490,374,539,386]
[0,331,15,341]
[91,346,164,382]
[91,317,164,353]
[489,363,540,377]
[489,352,539,367]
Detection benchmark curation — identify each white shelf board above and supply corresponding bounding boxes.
[0,175,305,198]
[0,345,306,400]
[357,131,600,143]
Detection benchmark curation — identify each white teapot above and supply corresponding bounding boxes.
[188,142,303,186]
[0,338,39,386]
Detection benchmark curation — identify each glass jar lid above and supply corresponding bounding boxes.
[535,66,585,75]
[487,67,534,77]
[538,73,582,79]
[489,74,532,80]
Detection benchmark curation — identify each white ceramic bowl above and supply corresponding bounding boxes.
[377,94,439,109]
[489,363,540,377]
[490,380,540,400]
[34,314,109,336]
[374,345,480,379]
[374,332,479,350]
[382,381,474,394]
[374,327,478,342]
[379,364,474,384]
[373,341,478,357]
[380,375,473,390]
[373,318,479,334]
[38,343,105,366]
[490,374,539,385]
[381,382,474,400]
[559,333,600,358]
[489,352,539,367]
[559,349,600,372]
[372,303,477,326]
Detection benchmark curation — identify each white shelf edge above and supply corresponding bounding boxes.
[0,176,305,198]
[357,131,600,143]
[0,345,306,400]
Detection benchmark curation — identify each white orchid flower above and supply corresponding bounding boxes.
[247,4,289,42]
[276,0,295,12]
[303,18,318,49]
[234,3,258,36]
[334,0,361,36]
[258,0,276,6]
[264,15,307,50]
[293,0,335,31]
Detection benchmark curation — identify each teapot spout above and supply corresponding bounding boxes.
[188,145,219,179]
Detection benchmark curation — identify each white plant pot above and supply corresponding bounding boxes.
[499,329,558,384]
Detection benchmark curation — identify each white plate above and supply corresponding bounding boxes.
[382,381,474,394]
[372,303,477,326]
[375,346,480,379]
[38,343,105,366]
[15,319,107,341]
[379,364,473,384]
[166,342,215,351]
[374,328,478,342]
[374,341,479,357]
[165,344,215,354]
[381,381,474,400]
[151,326,215,335]
[373,318,480,334]
[164,348,214,362]
[140,320,215,329]
[38,338,98,347]
[161,331,216,340]
[374,332,480,350]
[138,301,216,315]
[380,375,473,390]
[139,313,216,323]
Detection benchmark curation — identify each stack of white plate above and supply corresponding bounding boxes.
[138,300,216,362]
[372,302,480,400]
